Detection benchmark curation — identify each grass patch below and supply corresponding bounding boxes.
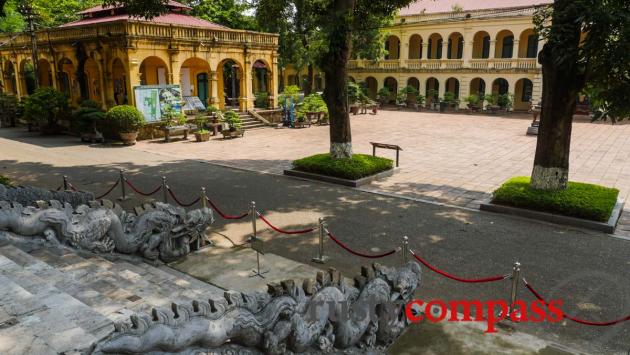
[0,175,11,187]
[292,153,393,180]
[492,176,619,222]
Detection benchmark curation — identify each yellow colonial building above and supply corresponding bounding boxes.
[282,0,551,112]
[0,1,278,111]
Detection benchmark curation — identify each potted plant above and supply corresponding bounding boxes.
[348,82,363,115]
[377,87,391,105]
[485,95,500,114]
[23,87,69,135]
[194,114,210,142]
[72,100,105,143]
[105,105,146,145]
[426,89,439,110]
[465,94,480,111]
[206,105,220,123]
[254,92,269,109]
[223,110,242,131]
[498,93,514,112]
[415,94,425,111]
[163,104,187,127]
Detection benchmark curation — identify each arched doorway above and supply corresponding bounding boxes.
[3,61,17,94]
[496,30,515,58]
[427,33,443,59]
[37,59,52,87]
[519,29,538,58]
[19,59,37,96]
[180,57,211,107]
[408,34,423,59]
[492,78,509,96]
[111,58,128,105]
[217,59,243,110]
[253,60,271,109]
[365,76,378,100]
[469,78,486,96]
[425,77,439,106]
[83,58,102,104]
[385,35,401,60]
[447,32,464,59]
[445,77,460,99]
[514,78,533,111]
[384,77,398,103]
[139,56,168,85]
[58,58,77,101]
[472,31,491,59]
[407,77,420,102]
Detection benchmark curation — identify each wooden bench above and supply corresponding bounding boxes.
[370,142,403,167]
[221,123,245,139]
[162,125,190,142]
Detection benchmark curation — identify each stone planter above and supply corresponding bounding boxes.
[119,131,139,145]
[195,131,211,142]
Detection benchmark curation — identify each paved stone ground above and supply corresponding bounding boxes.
[0,127,629,354]
[132,110,630,236]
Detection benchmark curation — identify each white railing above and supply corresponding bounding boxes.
[423,60,442,70]
[346,58,539,72]
[469,59,489,69]
[444,60,463,69]
[516,58,537,69]
[492,59,514,70]
[406,60,423,69]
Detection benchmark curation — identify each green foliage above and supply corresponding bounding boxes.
[254,92,269,109]
[191,0,256,29]
[442,92,456,104]
[300,93,328,113]
[416,94,425,106]
[195,113,209,134]
[0,0,25,33]
[293,153,393,180]
[465,95,480,106]
[497,93,513,110]
[105,105,145,133]
[0,92,18,125]
[222,110,242,129]
[1,0,102,33]
[102,0,169,19]
[71,100,105,133]
[162,104,187,127]
[426,89,439,101]
[279,85,301,106]
[23,87,69,127]
[485,94,497,106]
[347,81,367,105]
[0,175,11,187]
[492,176,619,222]
[377,87,391,102]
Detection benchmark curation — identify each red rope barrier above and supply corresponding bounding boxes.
[67,182,78,192]
[124,178,162,197]
[326,230,397,259]
[411,250,507,283]
[257,212,316,235]
[205,197,249,220]
[523,278,630,326]
[167,187,201,207]
[95,180,120,200]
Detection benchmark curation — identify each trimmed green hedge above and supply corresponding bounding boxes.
[492,176,619,222]
[293,153,393,180]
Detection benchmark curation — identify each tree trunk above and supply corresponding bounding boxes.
[530,0,584,190]
[322,0,355,159]
[304,64,314,96]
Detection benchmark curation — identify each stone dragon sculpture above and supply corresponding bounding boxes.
[0,199,214,262]
[93,262,422,354]
[0,184,94,208]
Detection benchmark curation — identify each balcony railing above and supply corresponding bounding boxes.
[348,57,539,71]
[0,20,279,48]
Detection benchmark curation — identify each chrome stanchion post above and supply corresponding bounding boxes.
[118,169,128,201]
[312,217,329,264]
[402,236,409,265]
[508,261,521,317]
[63,175,69,190]
[250,201,257,241]
[201,187,207,209]
[162,176,168,203]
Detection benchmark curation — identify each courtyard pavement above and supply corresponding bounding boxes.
[132,110,630,237]
[0,118,629,354]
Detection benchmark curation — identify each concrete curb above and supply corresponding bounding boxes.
[479,198,625,234]
[283,168,396,187]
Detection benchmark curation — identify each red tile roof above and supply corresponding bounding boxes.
[59,12,227,29]
[399,0,553,16]
[78,0,191,15]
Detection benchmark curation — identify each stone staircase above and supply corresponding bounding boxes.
[0,238,224,354]
[235,111,268,130]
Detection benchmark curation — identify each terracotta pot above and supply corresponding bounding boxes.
[119,131,139,145]
[195,132,211,142]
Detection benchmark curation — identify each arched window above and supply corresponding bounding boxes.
[502,36,514,58]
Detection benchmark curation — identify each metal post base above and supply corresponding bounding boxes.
[311,256,329,264]
[117,197,130,201]
[250,269,270,278]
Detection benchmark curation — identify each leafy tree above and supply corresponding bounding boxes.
[531,0,630,190]
[255,0,321,95]
[190,0,256,30]
[1,0,102,32]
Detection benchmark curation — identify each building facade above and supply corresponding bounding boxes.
[0,1,279,111]
[281,0,550,112]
